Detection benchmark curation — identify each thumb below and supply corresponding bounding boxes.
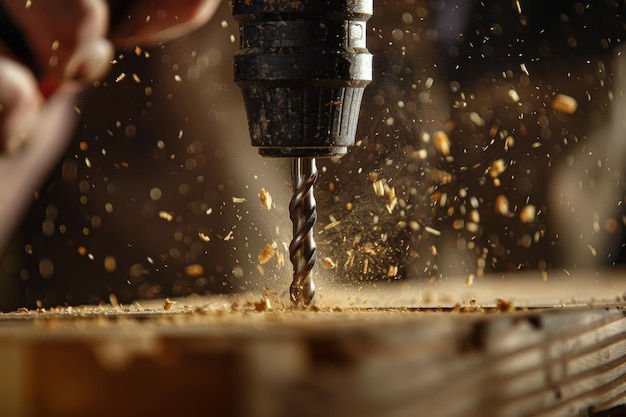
[0,56,43,153]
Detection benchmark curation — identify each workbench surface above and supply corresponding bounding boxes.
[0,269,624,417]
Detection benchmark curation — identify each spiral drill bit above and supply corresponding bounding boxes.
[289,157,318,306]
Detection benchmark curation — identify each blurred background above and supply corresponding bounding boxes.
[0,0,624,311]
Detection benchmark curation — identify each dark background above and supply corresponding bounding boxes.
[1,0,624,311]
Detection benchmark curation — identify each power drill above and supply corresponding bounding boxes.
[231,0,373,305]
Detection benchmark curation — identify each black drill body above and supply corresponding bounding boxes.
[232,0,372,305]
[232,0,373,157]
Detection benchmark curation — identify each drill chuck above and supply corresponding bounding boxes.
[232,0,373,158]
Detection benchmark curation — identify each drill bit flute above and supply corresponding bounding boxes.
[232,0,372,305]
[289,157,318,305]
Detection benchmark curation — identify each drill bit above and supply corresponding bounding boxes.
[289,157,318,306]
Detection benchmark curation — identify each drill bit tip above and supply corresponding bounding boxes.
[290,277,316,306]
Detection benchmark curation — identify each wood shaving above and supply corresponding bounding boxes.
[184,264,204,277]
[551,94,577,114]
[158,211,173,222]
[345,250,355,268]
[253,296,272,312]
[321,257,336,269]
[164,298,176,311]
[258,243,275,265]
[259,188,272,210]
[519,204,536,223]
[433,130,450,156]
[496,298,515,312]
[424,226,441,236]
[386,187,397,213]
[469,209,480,223]
[411,149,428,160]
[109,294,120,307]
[275,251,285,266]
[488,159,506,178]
[359,244,377,256]
[430,168,453,184]
[372,179,385,196]
[324,221,341,230]
[494,195,510,216]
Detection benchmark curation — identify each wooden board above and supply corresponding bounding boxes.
[0,270,624,417]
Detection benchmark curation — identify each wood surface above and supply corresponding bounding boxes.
[0,269,624,417]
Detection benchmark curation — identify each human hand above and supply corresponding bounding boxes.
[0,0,220,152]
[0,0,220,249]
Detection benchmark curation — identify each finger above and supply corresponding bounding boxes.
[112,0,220,48]
[0,56,43,153]
[0,85,79,251]
[64,36,115,83]
[2,0,113,94]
